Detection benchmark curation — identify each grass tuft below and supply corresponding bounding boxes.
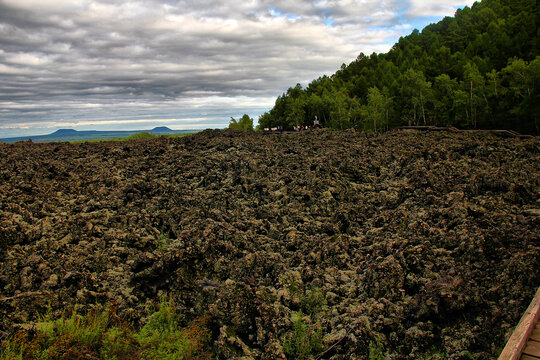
[0,301,212,360]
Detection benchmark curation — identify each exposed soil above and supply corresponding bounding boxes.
[0,129,539,359]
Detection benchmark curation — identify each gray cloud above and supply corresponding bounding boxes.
[0,0,474,137]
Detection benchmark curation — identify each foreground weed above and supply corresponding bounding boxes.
[136,298,211,359]
[283,311,323,360]
[156,233,170,249]
[423,345,448,359]
[369,334,386,360]
[300,288,327,315]
[0,339,24,360]
[0,300,212,360]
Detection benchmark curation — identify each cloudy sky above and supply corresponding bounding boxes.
[0,0,475,137]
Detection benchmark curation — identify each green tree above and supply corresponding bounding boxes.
[306,94,328,126]
[326,89,358,130]
[402,69,432,125]
[362,87,392,132]
[454,89,471,127]
[229,114,254,131]
[326,90,349,130]
[503,56,540,132]
[486,69,503,98]
[463,62,487,128]
[504,58,536,99]
[286,85,308,128]
[433,74,458,126]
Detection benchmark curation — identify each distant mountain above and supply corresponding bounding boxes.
[150,126,172,132]
[50,129,82,136]
[0,128,198,144]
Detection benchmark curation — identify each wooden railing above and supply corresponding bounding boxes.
[499,287,540,359]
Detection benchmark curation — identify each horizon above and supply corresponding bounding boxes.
[0,0,475,138]
[0,125,198,140]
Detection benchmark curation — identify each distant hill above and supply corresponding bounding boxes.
[150,126,173,132]
[0,128,198,144]
[50,129,81,136]
[259,0,539,134]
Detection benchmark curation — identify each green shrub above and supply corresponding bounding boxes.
[101,327,135,360]
[283,312,323,360]
[156,233,170,249]
[0,341,23,360]
[424,346,448,359]
[300,288,327,315]
[369,334,385,360]
[136,298,190,359]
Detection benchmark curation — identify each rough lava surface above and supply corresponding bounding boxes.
[0,129,539,359]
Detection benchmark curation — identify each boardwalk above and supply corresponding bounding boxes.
[521,322,540,359]
[499,287,540,359]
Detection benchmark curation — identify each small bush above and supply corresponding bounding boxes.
[101,327,135,359]
[0,339,24,360]
[424,346,448,359]
[300,288,327,315]
[156,233,170,249]
[369,334,385,360]
[136,298,190,359]
[283,312,323,360]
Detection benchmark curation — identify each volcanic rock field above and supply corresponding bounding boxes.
[0,129,539,359]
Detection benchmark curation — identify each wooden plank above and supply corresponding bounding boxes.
[523,342,540,356]
[499,287,540,360]
[531,328,540,342]
[521,355,540,360]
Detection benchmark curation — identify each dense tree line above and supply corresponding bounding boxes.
[259,0,540,134]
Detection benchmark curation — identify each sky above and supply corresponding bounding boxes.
[0,0,476,137]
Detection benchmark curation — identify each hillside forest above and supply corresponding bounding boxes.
[258,0,540,134]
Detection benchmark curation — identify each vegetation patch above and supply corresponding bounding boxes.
[283,312,324,360]
[0,301,212,360]
[125,132,158,141]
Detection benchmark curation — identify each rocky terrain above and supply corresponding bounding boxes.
[0,129,539,359]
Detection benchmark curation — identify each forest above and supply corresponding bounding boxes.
[258,0,540,134]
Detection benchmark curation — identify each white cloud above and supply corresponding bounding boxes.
[407,0,476,17]
[5,52,55,66]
